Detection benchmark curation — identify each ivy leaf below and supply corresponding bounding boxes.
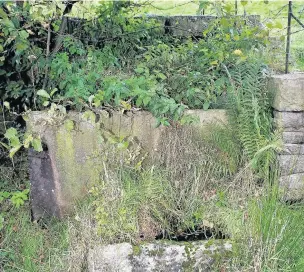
[37,89,50,99]
[32,138,43,152]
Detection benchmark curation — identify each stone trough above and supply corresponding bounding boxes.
[26,109,227,220]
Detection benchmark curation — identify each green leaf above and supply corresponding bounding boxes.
[37,89,50,99]
[135,67,145,74]
[143,96,151,106]
[4,128,18,139]
[10,136,20,147]
[274,21,283,29]
[43,101,50,107]
[15,41,28,51]
[2,19,14,29]
[220,18,229,27]
[266,22,273,29]
[0,45,3,52]
[203,101,210,110]
[0,69,5,76]
[3,101,10,110]
[19,30,29,39]
[23,134,33,148]
[32,138,43,152]
[0,8,8,19]
[9,144,22,158]
[240,0,248,6]
[0,141,10,150]
[50,88,58,97]
[158,73,167,80]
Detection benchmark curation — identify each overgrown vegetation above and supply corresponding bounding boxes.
[1,0,304,271]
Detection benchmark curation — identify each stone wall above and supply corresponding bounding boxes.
[270,73,304,200]
[27,109,227,219]
[67,15,261,38]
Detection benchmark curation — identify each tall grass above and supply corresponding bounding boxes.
[224,180,304,272]
[0,206,69,272]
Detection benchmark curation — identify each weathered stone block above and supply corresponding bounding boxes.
[88,241,232,272]
[282,131,304,144]
[270,73,304,111]
[27,111,102,219]
[280,173,304,200]
[280,144,304,155]
[274,111,304,131]
[279,155,304,175]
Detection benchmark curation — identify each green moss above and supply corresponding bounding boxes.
[205,238,216,248]
[55,119,102,204]
[132,245,142,256]
[148,247,165,257]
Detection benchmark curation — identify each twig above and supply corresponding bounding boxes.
[42,22,51,90]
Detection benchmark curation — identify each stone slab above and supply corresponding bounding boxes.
[88,241,232,272]
[280,173,304,200]
[270,73,304,111]
[279,155,304,175]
